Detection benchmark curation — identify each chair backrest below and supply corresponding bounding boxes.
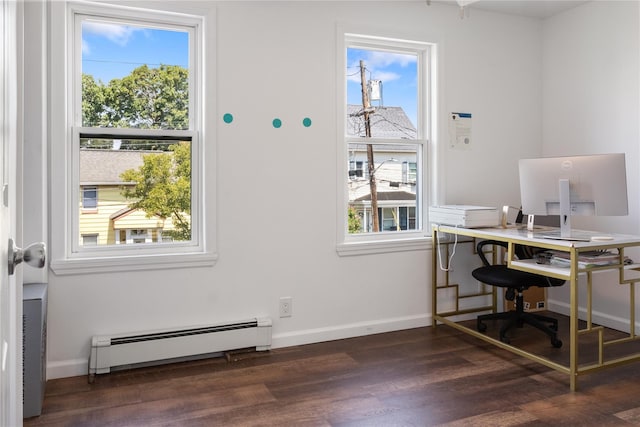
[476,240,507,267]
[476,240,544,266]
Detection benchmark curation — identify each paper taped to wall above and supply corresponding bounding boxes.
[449,112,472,150]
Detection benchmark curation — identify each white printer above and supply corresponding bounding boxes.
[429,205,500,228]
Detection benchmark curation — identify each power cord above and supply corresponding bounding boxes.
[436,224,459,272]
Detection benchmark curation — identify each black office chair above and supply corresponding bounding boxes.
[473,240,565,348]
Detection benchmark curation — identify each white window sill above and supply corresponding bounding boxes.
[49,251,218,275]
[337,236,431,256]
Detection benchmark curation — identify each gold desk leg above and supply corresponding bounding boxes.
[432,227,438,328]
[631,282,636,339]
[570,250,579,391]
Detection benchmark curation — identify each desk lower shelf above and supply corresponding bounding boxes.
[510,259,571,279]
[510,259,640,280]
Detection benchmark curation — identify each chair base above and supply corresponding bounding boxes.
[477,294,562,348]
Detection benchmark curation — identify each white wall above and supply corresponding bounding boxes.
[542,1,640,330]
[22,1,546,378]
[439,6,543,207]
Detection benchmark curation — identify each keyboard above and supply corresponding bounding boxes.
[534,230,596,242]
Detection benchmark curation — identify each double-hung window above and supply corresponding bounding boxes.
[49,2,215,273]
[338,32,433,255]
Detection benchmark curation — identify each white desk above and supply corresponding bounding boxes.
[431,224,640,391]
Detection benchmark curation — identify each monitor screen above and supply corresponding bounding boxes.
[519,153,628,238]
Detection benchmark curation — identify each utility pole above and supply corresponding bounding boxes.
[360,60,379,232]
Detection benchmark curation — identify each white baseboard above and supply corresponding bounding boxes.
[47,358,88,380]
[271,314,430,349]
[46,314,432,379]
[548,298,638,333]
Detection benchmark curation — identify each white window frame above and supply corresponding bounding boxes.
[49,1,217,274]
[337,30,436,256]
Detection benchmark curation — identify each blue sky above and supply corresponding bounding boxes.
[82,21,189,84]
[347,48,418,127]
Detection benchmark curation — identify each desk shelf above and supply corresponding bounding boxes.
[509,259,571,279]
[511,259,640,278]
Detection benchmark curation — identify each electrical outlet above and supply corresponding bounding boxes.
[279,297,292,318]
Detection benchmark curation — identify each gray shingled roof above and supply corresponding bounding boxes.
[80,149,167,184]
[347,105,417,139]
[354,191,416,202]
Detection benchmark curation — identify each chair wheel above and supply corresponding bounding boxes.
[551,338,563,348]
[477,322,487,332]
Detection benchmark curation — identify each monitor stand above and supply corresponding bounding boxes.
[559,178,571,238]
[539,178,591,241]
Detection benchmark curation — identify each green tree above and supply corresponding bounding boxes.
[348,207,362,233]
[82,74,106,126]
[81,64,188,130]
[120,142,191,241]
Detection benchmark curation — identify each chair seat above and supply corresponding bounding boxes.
[472,265,563,289]
[472,239,565,348]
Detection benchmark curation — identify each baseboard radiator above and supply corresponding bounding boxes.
[89,317,271,379]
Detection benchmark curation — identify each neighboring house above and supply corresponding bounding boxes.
[347,105,418,232]
[347,104,417,140]
[79,149,178,245]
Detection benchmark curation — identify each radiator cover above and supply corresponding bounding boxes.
[89,317,271,378]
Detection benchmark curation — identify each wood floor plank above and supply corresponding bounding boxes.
[615,407,640,424]
[433,408,539,427]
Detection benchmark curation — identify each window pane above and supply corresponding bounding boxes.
[346,48,418,140]
[344,38,425,241]
[82,234,98,246]
[347,143,418,234]
[79,136,192,246]
[82,186,97,209]
[81,19,189,130]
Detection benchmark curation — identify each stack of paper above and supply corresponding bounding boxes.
[429,205,500,228]
[548,250,625,268]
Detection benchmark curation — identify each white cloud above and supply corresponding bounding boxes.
[347,65,402,84]
[367,51,416,68]
[347,50,416,83]
[82,39,90,55]
[372,70,401,82]
[83,21,139,47]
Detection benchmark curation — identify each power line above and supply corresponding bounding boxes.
[83,59,185,67]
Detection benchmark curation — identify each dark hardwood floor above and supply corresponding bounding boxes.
[25,315,640,426]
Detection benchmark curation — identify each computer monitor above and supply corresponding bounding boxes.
[519,153,628,239]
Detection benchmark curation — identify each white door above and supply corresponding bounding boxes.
[1,0,19,424]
